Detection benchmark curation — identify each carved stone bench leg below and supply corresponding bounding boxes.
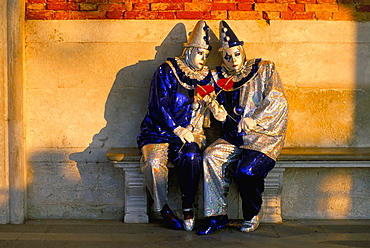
[261,167,285,223]
[115,162,149,223]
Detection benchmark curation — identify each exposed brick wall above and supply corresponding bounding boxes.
[26,0,370,21]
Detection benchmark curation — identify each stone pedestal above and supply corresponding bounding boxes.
[261,167,285,223]
[113,161,149,223]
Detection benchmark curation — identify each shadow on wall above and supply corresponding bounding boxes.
[353,23,370,147]
[26,23,190,219]
[69,23,188,164]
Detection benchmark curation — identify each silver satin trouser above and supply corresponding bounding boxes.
[140,143,170,212]
[203,138,275,219]
[203,139,243,217]
[140,142,202,212]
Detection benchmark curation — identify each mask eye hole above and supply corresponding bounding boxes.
[224,53,232,62]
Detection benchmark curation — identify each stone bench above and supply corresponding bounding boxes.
[106,147,370,223]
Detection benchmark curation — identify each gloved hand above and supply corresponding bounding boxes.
[208,99,228,122]
[174,126,194,143]
[237,117,256,133]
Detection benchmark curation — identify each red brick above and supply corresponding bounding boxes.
[184,3,212,11]
[315,11,333,20]
[151,3,183,11]
[228,10,262,19]
[238,0,255,3]
[158,11,176,19]
[255,3,288,11]
[238,3,253,11]
[210,10,228,19]
[46,0,66,3]
[288,3,305,12]
[263,11,281,19]
[255,0,275,3]
[133,11,159,19]
[26,3,46,11]
[124,2,133,11]
[70,11,88,19]
[281,11,315,19]
[296,0,317,3]
[80,3,98,11]
[55,11,72,19]
[28,0,46,3]
[317,0,337,3]
[211,3,237,10]
[106,10,124,19]
[276,0,296,3]
[176,11,211,19]
[26,10,55,19]
[356,5,370,12]
[123,11,139,19]
[46,3,79,11]
[137,0,184,2]
[306,3,339,12]
[83,11,107,19]
[261,10,282,20]
[98,3,126,11]
[109,0,131,2]
[133,3,149,11]
[212,0,234,2]
[85,0,108,3]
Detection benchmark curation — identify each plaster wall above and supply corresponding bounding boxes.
[0,0,9,224]
[25,20,370,219]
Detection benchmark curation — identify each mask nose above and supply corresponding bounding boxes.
[232,55,237,63]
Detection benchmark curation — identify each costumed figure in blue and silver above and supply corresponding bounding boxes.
[137,21,226,232]
[197,21,289,235]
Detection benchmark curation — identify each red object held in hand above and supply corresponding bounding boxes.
[216,77,234,90]
[196,85,215,98]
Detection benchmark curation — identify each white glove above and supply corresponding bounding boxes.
[174,126,194,143]
[202,94,215,104]
[237,117,256,133]
[208,100,228,122]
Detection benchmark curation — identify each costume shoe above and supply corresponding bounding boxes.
[197,214,229,235]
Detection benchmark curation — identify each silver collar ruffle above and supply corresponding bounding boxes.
[175,57,209,81]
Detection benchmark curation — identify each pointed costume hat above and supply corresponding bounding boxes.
[219,21,244,51]
[184,20,212,51]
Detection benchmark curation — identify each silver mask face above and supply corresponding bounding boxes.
[184,47,209,71]
[222,46,246,72]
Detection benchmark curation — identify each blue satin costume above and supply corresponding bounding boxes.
[137,57,214,212]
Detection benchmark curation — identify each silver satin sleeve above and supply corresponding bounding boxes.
[203,138,243,217]
[238,60,288,161]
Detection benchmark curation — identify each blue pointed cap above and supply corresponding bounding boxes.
[219,21,244,51]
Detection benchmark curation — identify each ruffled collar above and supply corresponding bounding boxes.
[218,58,261,90]
[220,59,258,83]
[175,57,210,81]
